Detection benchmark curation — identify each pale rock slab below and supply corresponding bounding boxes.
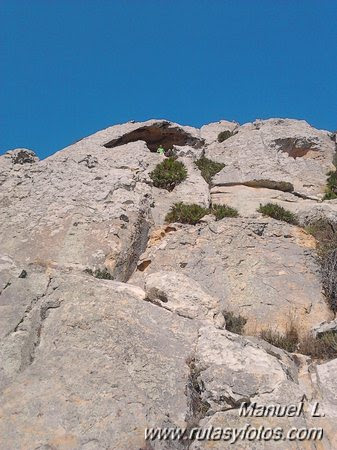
[200,120,239,144]
[144,271,225,328]
[0,273,198,449]
[131,219,333,335]
[206,118,335,198]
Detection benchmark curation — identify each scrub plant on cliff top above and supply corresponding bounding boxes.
[165,202,209,225]
[165,202,240,225]
[217,129,237,143]
[211,204,239,220]
[150,157,187,191]
[195,157,225,185]
[258,203,298,225]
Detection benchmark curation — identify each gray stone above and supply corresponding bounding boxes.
[144,271,225,327]
[0,273,198,449]
[312,319,337,338]
[131,218,332,335]
[206,118,335,198]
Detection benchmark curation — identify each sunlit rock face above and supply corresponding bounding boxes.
[0,118,336,449]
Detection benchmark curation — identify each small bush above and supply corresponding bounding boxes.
[195,157,225,185]
[165,202,209,225]
[150,157,187,191]
[218,130,236,143]
[298,332,337,360]
[306,219,337,312]
[306,219,337,256]
[260,325,299,353]
[223,311,247,334]
[85,268,114,280]
[258,203,298,225]
[211,204,239,220]
[323,171,337,200]
[260,325,337,361]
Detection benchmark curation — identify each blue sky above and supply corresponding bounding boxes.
[1,0,336,159]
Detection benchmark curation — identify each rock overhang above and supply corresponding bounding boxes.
[103,120,205,152]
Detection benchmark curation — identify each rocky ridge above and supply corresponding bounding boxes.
[0,118,337,449]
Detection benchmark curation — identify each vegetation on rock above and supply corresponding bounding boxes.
[165,202,240,224]
[85,268,114,280]
[260,325,337,360]
[223,311,247,334]
[217,130,236,143]
[306,219,337,312]
[258,203,298,225]
[186,356,210,426]
[323,170,337,200]
[165,202,209,225]
[260,325,299,353]
[150,157,187,191]
[211,203,239,220]
[195,157,225,185]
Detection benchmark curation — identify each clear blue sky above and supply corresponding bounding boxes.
[1,0,336,159]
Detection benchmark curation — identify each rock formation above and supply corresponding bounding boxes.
[0,118,336,449]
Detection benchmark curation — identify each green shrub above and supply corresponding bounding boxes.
[223,311,247,334]
[195,157,225,185]
[165,202,209,225]
[85,268,114,280]
[323,171,337,200]
[150,157,187,191]
[218,130,236,143]
[258,203,298,225]
[260,326,299,353]
[211,204,239,220]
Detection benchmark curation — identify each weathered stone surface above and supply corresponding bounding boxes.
[200,120,239,144]
[206,118,335,198]
[131,218,332,335]
[316,358,337,417]
[0,273,198,449]
[313,318,337,337]
[144,271,225,328]
[189,328,337,449]
[3,148,39,165]
[195,326,304,411]
[211,185,337,225]
[0,141,154,280]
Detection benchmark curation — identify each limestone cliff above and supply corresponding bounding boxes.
[0,119,336,449]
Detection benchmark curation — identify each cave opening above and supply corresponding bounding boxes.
[103,122,204,152]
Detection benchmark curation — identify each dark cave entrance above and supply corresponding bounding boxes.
[103,122,204,152]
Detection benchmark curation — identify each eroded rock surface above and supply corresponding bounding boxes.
[131,218,333,335]
[206,118,335,198]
